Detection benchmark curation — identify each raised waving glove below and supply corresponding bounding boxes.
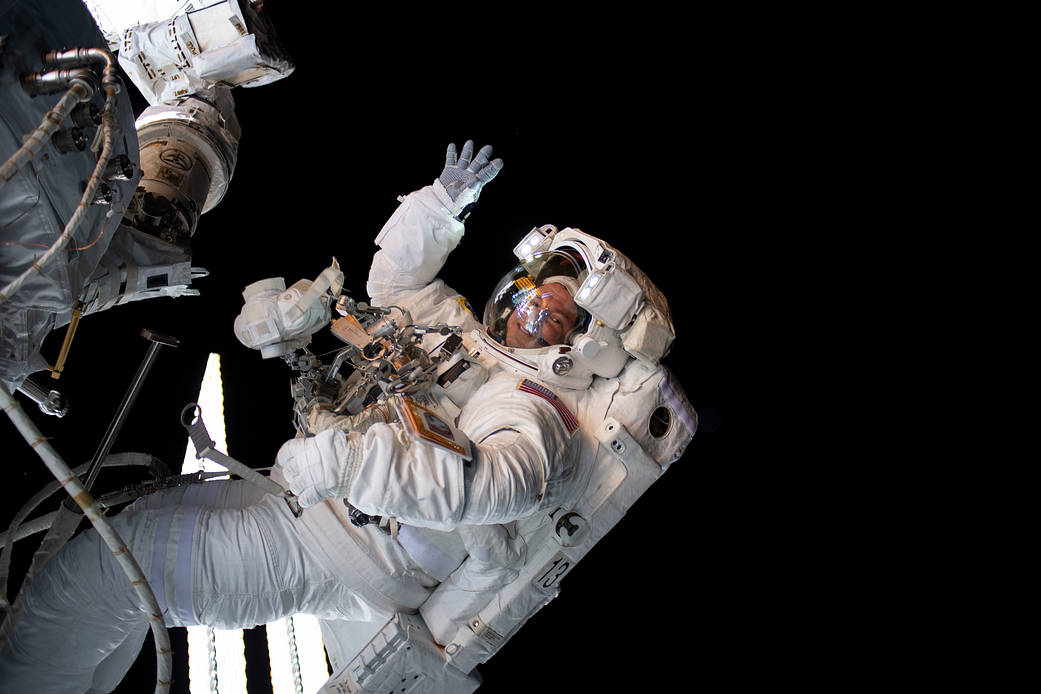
[275,429,363,508]
[437,140,503,213]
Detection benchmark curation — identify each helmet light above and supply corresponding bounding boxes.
[513,226,555,260]
[574,265,643,330]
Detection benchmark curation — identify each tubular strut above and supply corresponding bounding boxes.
[0,387,172,694]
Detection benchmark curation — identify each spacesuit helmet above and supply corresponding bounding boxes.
[478,225,676,390]
[483,249,591,349]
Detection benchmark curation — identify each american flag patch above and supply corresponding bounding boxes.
[517,378,580,436]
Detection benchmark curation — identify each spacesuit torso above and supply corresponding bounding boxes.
[306,179,586,601]
[248,173,695,643]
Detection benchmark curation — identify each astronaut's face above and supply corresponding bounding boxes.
[505,282,580,348]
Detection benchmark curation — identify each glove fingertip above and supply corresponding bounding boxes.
[477,159,504,183]
[458,140,474,165]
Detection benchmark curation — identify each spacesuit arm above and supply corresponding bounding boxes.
[365,182,466,306]
[276,395,568,530]
[275,424,466,526]
[366,141,502,307]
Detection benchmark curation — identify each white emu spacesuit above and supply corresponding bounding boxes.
[0,141,693,693]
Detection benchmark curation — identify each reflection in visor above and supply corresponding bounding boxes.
[483,250,591,348]
[507,281,580,348]
[514,276,536,292]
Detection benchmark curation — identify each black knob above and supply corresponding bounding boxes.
[52,127,85,153]
[71,102,101,128]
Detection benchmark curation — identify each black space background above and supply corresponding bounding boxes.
[0,4,823,693]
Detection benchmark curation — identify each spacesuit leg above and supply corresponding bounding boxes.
[87,623,149,694]
[0,503,168,693]
[81,482,245,694]
[0,480,397,694]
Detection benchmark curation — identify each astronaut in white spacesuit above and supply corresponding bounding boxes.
[0,139,673,693]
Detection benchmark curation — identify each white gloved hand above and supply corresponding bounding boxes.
[274,429,363,508]
[438,140,503,209]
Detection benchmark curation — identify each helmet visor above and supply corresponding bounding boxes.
[484,250,590,348]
